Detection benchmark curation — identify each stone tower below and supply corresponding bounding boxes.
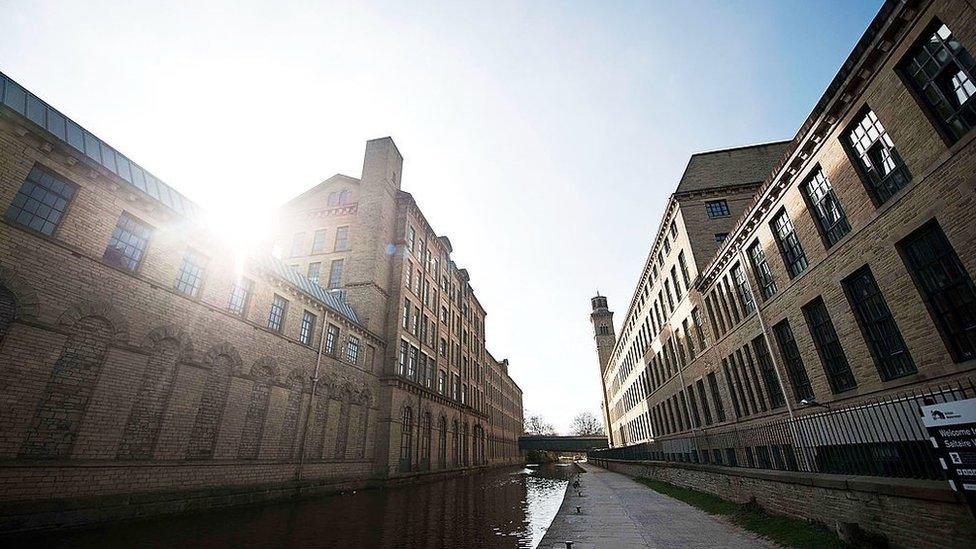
[590,294,616,445]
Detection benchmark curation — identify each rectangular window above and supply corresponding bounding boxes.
[406,225,416,252]
[706,372,726,422]
[747,241,776,300]
[299,310,316,346]
[346,335,360,364]
[731,263,755,315]
[803,298,856,393]
[843,267,917,380]
[899,20,976,142]
[671,267,683,301]
[692,308,708,348]
[696,379,712,425]
[714,233,728,245]
[801,167,850,248]
[311,229,327,253]
[678,251,691,288]
[227,278,253,316]
[398,340,408,375]
[899,221,976,362]
[174,249,206,297]
[751,336,786,409]
[268,294,287,332]
[772,320,814,401]
[842,107,911,205]
[402,298,410,329]
[328,259,343,289]
[722,359,742,419]
[437,370,446,395]
[4,166,75,235]
[103,212,152,271]
[290,232,306,257]
[333,226,350,252]
[307,262,321,283]
[770,209,808,278]
[326,324,340,355]
[705,199,730,218]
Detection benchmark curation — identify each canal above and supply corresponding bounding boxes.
[6,463,578,548]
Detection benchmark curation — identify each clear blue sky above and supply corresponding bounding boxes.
[0,0,883,433]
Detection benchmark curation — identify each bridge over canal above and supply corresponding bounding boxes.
[517,435,609,453]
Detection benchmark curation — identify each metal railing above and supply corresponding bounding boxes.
[589,378,975,481]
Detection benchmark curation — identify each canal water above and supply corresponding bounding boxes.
[6,463,578,548]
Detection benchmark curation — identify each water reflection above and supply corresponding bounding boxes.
[6,463,577,549]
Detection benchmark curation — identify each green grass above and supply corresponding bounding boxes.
[634,477,847,548]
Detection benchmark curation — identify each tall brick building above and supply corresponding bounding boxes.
[0,71,521,530]
[595,0,975,453]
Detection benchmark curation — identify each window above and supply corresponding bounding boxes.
[299,311,316,346]
[671,267,683,301]
[801,168,850,248]
[696,379,712,426]
[770,209,807,278]
[326,324,340,355]
[899,221,976,362]
[440,338,447,358]
[692,308,708,348]
[4,166,75,235]
[678,251,691,288]
[772,320,814,401]
[311,229,327,253]
[103,213,152,271]
[437,370,446,395]
[803,297,857,393]
[290,232,306,257]
[723,266,752,318]
[406,225,416,252]
[174,249,206,297]
[328,259,343,289]
[705,200,730,218]
[346,335,360,363]
[751,336,786,409]
[843,267,916,380]
[399,407,413,472]
[747,241,776,300]
[900,20,976,142]
[268,294,287,332]
[402,298,410,329]
[227,278,253,316]
[843,107,911,205]
[398,340,408,376]
[714,233,728,245]
[307,262,321,282]
[334,226,349,251]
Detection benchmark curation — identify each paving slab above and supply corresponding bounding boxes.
[539,462,777,549]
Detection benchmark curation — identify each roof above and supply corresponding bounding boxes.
[0,70,202,219]
[259,256,360,324]
[675,140,791,194]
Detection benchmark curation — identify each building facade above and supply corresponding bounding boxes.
[0,72,521,531]
[594,0,976,455]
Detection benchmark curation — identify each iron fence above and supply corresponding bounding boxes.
[589,378,975,481]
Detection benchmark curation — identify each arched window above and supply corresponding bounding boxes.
[0,286,16,342]
[452,419,460,466]
[437,416,447,469]
[420,412,431,470]
[399,406,413,472]
[337,189,350,206]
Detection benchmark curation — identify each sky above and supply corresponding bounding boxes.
[0,0,883,433]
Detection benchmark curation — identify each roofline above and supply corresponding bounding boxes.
[685,139,792,158]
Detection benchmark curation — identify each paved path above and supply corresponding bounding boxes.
[538,463,776,549]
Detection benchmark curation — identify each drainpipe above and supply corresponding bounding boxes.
[296,311,331,485]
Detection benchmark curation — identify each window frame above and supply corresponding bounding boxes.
[705,199,731,219]
[4,165,77,237]
[840,105,912,206]
[800,166,851,249]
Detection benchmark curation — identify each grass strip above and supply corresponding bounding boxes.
[634,477,846,548]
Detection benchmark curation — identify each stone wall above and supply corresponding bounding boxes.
[590,458,976,548]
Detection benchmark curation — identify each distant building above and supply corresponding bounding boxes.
[593,0,975,451]
[0,72,522,531]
